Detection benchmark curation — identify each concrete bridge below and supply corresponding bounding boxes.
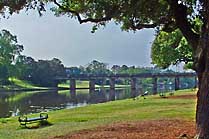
[56,72,197,94]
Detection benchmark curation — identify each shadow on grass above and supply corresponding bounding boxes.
[18,120,53,129]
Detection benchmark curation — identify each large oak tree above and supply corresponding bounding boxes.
[1,0,209,138]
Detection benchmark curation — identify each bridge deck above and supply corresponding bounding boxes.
[56,72,196,80]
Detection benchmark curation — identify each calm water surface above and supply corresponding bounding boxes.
[0,88,141,118]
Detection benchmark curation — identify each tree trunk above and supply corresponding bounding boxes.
[196,72,209,139]
[195,25,209,139]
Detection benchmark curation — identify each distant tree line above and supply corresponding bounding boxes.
[17,57,66,87]
[66,60,163,76]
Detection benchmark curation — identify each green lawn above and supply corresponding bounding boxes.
[0,89,197,139]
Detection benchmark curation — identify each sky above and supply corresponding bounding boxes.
[0,10,155,68]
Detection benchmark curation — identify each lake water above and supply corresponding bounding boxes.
[0,88,141,118]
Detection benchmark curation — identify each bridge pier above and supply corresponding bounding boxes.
[70,89,78,103]
[89,79,96,90]
[110,78,115,90]
[109,89,115,101]
[100,79,106,88]
[131,78,137,90]
[138,79,143,94]
[175,77,180,91]
[89,89,95,103]
[152,77,158,95]
[70,79,76,90]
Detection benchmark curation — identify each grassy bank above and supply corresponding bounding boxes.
[0,78,47,91]
[0,89,196,139]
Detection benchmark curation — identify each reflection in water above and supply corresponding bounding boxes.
[0,88,140,118]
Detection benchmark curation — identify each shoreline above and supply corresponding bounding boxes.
[0,87,67,93]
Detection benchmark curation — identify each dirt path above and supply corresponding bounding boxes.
[53,119,195,139]
[168,94,196,99]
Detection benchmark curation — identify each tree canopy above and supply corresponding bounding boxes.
[0,30,23,65]
[51,0,199,39]
[0,30,23,83]
[86,60,110,74]
[151,29,193,69]
[0,0,48,16]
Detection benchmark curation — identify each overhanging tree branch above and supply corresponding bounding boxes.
[54,0,167,31]
[131,22,157,30]
[53,0,112,24]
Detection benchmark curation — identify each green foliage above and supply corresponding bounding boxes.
[0,30,23,83]
[53,0,170,31]
[86,60,110,75]
[0,0,49,16]
[0,65,8,84]
[111,65,161,74]
[26,58,66,87]
[0,30,23,64]
[151,29,193,69]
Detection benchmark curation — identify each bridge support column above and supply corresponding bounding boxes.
[138,79,143,94]
[100,79,106,88]
[131,78,137,90]
[70,79,76,90]
[89,79,95,90]
[175,77,180,91]
[109,89,115,101]
[70,89,78,103]
[110,78,115,90]
[152,77,158,95]
[89,89,95,103]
